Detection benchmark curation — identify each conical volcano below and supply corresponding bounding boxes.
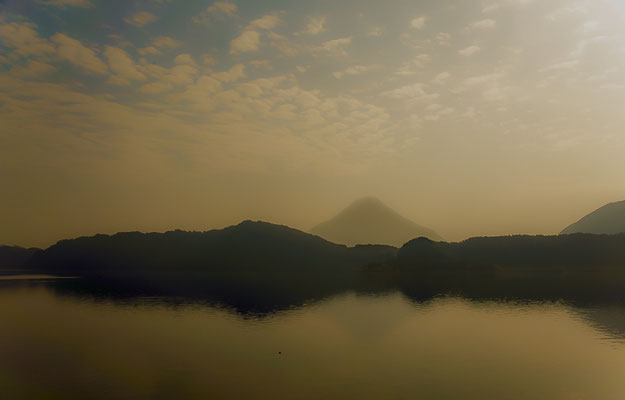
[310,197,443,247]
[561,200,625,235]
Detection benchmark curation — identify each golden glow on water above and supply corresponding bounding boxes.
[2,287,625,399]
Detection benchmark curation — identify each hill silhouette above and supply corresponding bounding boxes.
[561,200,625,235]
[396,233,625,270]
[0,246,41,269]
[12,221,625,314]
[28,220,396,276]
[310,197,443,247]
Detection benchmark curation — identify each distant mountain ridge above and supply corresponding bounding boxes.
[311,197,443,247]
[561,200,625,235]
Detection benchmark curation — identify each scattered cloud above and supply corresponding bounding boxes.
[104,46,146,85]
[459,45,481,56]
[248,14,282,30]
[383,83,439,102]
[152,36,183,48]
[0,22,55,57]
[230,30,261,54]
[51,33,108,75]
[468,19,497,30]
[174,54,197,67]
[138,46,161,56]
[318,37,352,56]
[333,65,381,79]
[368,27,383,37]
[249,59,272,70]
[213,63,246,82]
[125,11,159,27]
[396,54,431,76]
[36,0,91,8]
[435,32,451,45]
[228,13,282,54]
[482,3,500,13]
[410,15,428,30]
[432,71,451,84]
[192,2,238,24]
[302,16,326,35]
[9,60,57,79]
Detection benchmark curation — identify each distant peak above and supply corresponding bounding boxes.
[346,196,389,210]
[353,196,383,204]
[310,197,443,246]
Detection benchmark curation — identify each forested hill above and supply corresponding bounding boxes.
[0,246,41,269]
[28,220,397,275]
[397,233,625,269]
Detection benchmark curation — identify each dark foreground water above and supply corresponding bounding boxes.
[2,277,625,400]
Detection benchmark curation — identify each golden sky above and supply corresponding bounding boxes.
[2,0,625,247]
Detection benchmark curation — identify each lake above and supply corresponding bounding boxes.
[2,277,625,400]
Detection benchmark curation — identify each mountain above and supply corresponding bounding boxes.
[28,220,396,276]
[310,197,443,247]
[0,246,41,269]
[561,200,625,235]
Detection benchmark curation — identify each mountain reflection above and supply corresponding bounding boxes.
[3,273,625,339]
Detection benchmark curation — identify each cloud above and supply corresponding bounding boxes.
[138,81,174,94]
[333,65,381,79]
[138,57,199,89]
[137,36,182,56]
[230,30,261,54]
[124,12,159,27]
[368,27,383,37]
[249,59,272,70]
[302,16,326,35]
[213,64,246,82]
[482,3,500,13]
[36,0,91,7]
[51,33,108,75]
[410,15,428,30]
[435,32,451,45]
[432,71,451,84]
[248,14,282,30]
[468,19,497,30]
[228,13,282,54]
[395,54,431,76]
[424,105,455,121]
[174,54,197,67]
[138,46,161,56]
[152,36,183,48]
[104,46,146,86]
[9,60,57,79]
[318,37,352,56]
[192,2,238,24]
[383,83,439,102]
[458,45,481,56]
[0,22,55,57]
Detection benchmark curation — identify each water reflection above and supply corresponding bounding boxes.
[2,280,625,399]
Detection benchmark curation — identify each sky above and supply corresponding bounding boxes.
[2,0,625,248]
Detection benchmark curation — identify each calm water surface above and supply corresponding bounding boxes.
[1,279,625,400]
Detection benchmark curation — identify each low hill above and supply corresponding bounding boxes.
[310,197,443,247]
[28,220,396,276]
[396,233,625,270]
[0,246,41,269]
[561,200,625,235]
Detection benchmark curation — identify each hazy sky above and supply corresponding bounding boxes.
[2,0,625,247]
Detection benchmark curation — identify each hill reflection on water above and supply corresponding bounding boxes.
[2,276,625,400]
[3,271,625,339]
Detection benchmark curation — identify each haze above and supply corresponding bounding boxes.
[2,0,625,248]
